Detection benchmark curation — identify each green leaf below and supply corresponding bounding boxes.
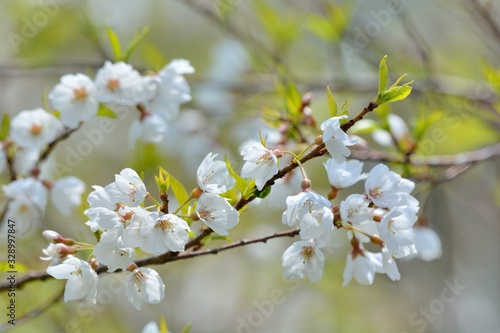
[225,157,255,198]
[306,14,334,41]
[275,79,301,119]
[96,104,117,118]
[338,98,351,122]
[120,26,150,62]
[326,86,338,118]
[0,113,10,140]
[155,167,170,193]
[378,55,388,95]
[159,317,168,333]
[413,110,444,140]
[180,323,192,333]
[106,26,122,62]
[140,41,168,70]
[376,82,413,104]
[168,172,190,215]
[255,186,272,199]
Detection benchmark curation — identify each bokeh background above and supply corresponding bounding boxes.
[1,0,500,332]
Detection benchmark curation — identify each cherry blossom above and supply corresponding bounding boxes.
[95,61,145,105]
[282,240,325,282]
[144,59,194,121]
[47,255,99,304]
[413,226,442,261]
[379,206,418,254]
[324,158,366,189]
[343,243,382,286]
[321,115,357,164]
[48,73,98,128]
[195,193,239,235]
[50,176,86,216]
[240,142,279,191]
[282,191,330,227]
[10,108,64,150]
[140,213,190,254]
[106,168,147,206]
[128,113,168,149]
[196,152,235,194]
[125,267,165,310]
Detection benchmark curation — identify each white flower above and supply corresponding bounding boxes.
[196,153,235,194]
[10,108,64,149]
[282,240,325,282]
[46,255,98,304]
[282,191,330,227]
[128,113,168,149]
[414,226,442,261]
[339,194,373,225]
[140,213,190,254]
[48,73,98,128]
[299,207,334,247]
[365,164,417,208]
[40,243,70,265]
[93,236,135,272]
[125,267,165,310]
[3,177,47,213]
[106,168,147,206]
[240,142,279,191]
[87,185,116,210]
[95,61,145,106]
[84,206,122,233]
[1,197,43,235]
[195,193,239,235]
[142,322,162,333]
[379,206,418,254]
[12,148,39,176]
[321,116,357,164]
[121,207,152,249]
[144,59,194,121]
[50,176,86,216]
[381,247,400,281]
[343,244,382,286]
[324,158,366,189]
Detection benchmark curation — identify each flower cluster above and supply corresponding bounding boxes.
[0,59,193,235]
[280,115,441,286]
[44,152,242,309]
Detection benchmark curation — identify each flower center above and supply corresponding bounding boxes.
[369,187,382,199]
[73,87,88,101]
[30,124,42,136]
[155,219,173,233]
[256,151,272,165]
[198,208,214,221]
[107,78,120,91]
[300,245,315,262]
[133,270,147,292]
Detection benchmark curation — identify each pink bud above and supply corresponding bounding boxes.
[42,230,63,243]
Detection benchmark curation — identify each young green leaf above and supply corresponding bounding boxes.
[180,323,192,333]
[96,103,117,118]
[168,172,190,214]
[378,55,388,95]
[225,156,254,198]
[0,113,10,140]
[120,26,150,62]
[105,27,122,61]
[326,86,338,118]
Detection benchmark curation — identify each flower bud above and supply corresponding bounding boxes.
[43,230,63,243]
[301,178,312,191]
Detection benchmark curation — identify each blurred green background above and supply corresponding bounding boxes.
[1,0,500,332]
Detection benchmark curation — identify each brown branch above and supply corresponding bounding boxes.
[351,142,500,167]
[36,127,79,168]
[0,100,379,292]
